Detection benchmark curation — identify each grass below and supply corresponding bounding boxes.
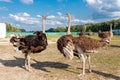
[35,35,120,80]
[47,36,60,42]
[0,35,120,80]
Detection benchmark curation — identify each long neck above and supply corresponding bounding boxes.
[42,17,45,33]
[110,24,112,33]
[67,15,71,35]
[110,23,113,38]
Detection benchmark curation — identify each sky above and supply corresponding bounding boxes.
[0,0,120,31]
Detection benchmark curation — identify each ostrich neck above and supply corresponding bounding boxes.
[42,19,45,33]
[110,24,112,32]
[67,17,71,35]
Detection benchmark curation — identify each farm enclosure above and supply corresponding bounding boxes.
[0,36,120,80]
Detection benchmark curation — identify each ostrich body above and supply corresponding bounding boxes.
[73,36,108,75]
[10,31,48,71]
[57,13,108,75]
[57,35,74,59]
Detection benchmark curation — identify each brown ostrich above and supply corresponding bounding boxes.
[10,16,48,71]
[57,13,109,75]
[72,36,108,75]
[78,32,84,36]
[87,32,93,36]
[98,24,113,42]
[57,13,74,60]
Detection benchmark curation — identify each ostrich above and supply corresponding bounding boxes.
[57,13,109,75]
[72,35,109,75]
[10,16,48,71]
[57,13,74,60]
[98,23,113,43]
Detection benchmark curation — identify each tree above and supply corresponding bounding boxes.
[6,23,21,32]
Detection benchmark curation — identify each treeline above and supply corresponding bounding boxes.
[6,23,26,32]
[46,19,120,32]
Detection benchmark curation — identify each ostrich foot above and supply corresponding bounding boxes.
[78,73,85,76]
[88,69,92,73]
[27,68,32,72]
[23,66,32,72]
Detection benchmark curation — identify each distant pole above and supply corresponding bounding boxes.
[42,15,47,33]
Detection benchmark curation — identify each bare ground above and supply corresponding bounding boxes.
[0,38,120,80]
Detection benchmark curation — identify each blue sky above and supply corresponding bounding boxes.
[0,0,120,31]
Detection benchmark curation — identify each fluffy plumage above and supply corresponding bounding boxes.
[10,31,48,71]
[57,13,109,76]
[98,24,113,42]
[57,35,74,59]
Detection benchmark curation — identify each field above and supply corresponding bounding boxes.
[0,35,120,80]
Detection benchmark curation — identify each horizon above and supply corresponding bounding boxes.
[0,0,120,31]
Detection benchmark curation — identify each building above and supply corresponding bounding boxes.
[0,23,6,38]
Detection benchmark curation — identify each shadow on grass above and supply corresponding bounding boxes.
[0,56,24,68]
[31,59,69,72]
[0,56,69,72]
[77,68,120,80]
[92,70,120,80]
[110,45,120,48]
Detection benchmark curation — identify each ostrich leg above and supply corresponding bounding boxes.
[87,55,91,72]
[27,53,31,71]
[80,53,86,75]
[24,53,28,70]
[24,53,31,71]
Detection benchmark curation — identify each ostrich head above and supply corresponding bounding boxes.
[66,13,70,18]
[33,31,43,36]
[10,37,19,44]
[10,36,24,52]
[42,15,47,20]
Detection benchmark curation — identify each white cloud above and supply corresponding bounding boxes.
[36,15,41,18]
[20,0,33,4]
[7,12,96,31]
[86,0,96,5]
[85,0,120,19]
[22,12,30,17]
[57,12,62,16]
[47,15,56,19]
[47,20,63,25]
[0,0,11,2]
[9,12,40,25]
[71,18,96,25]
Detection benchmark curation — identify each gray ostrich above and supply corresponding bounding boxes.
[57,13,109,75]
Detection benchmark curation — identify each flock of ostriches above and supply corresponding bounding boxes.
[10,13,113,76]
